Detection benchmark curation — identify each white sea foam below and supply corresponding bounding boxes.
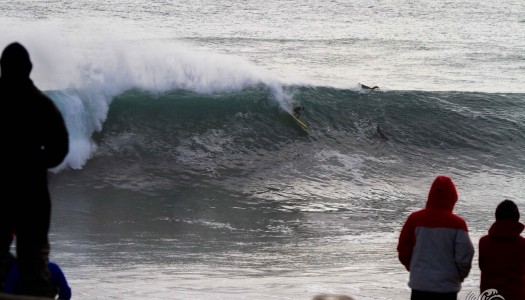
[2,27,295,170]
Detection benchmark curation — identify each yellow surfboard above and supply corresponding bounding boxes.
[289,113,310,130]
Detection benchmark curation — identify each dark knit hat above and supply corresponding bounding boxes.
[495,199,520,221]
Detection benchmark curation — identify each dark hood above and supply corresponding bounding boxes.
[425,175,458,212]
[0,42,32,80]
[488,220,525,241]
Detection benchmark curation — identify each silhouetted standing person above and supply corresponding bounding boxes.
[0,42,69,297]
[479,200,525,300]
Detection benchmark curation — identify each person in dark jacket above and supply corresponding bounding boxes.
[0,42,69,297]
[397,175,474,300]
[479,200,525,300]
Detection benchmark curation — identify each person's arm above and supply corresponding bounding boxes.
[478,237,486,277]
[41,95,69,168]
[454,224,475,281]
[397,215,415,271]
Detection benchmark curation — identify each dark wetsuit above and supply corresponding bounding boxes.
[360,84,379,90]
[293,106,304,117]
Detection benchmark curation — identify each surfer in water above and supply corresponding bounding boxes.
[360,83,379,90]
[293,106,305,118]
[377,126,389,140]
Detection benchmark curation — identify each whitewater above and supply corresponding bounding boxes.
[1,0,524,299]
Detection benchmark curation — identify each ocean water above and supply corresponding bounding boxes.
[1,1,525,299]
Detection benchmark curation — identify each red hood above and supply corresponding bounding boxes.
[425,176,458,211]
[488,220,525,240]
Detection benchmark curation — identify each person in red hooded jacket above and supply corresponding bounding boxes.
[397,175,474,300]
[479,200,525,300]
